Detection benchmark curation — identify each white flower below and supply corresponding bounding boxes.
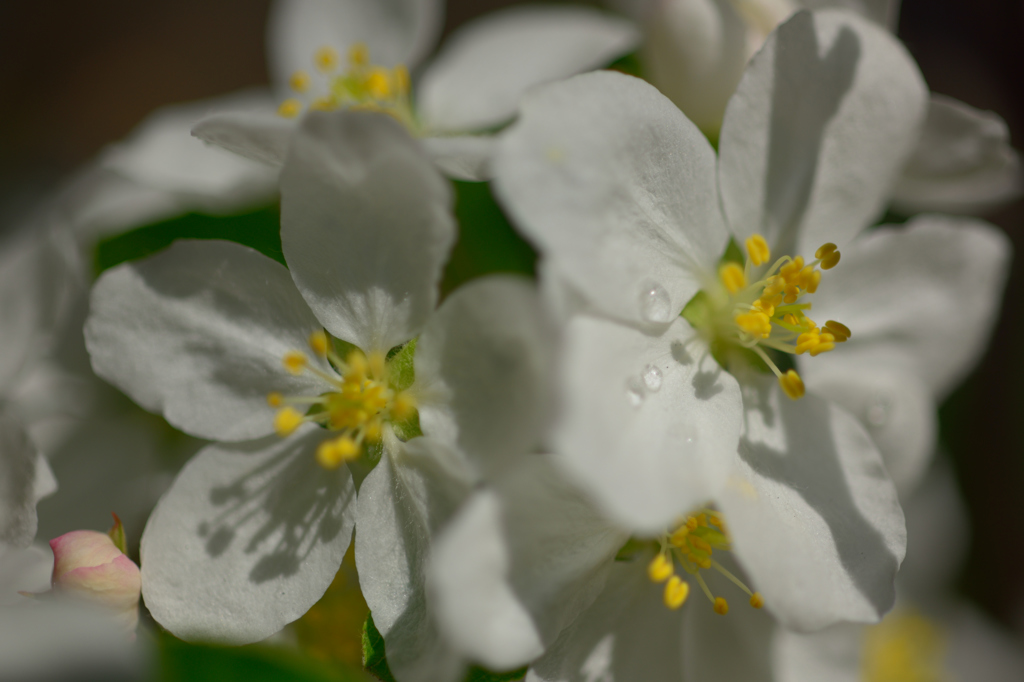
[192,0,640,181]
[84,110,555,682]
[615,0,1021,212]
[426,11,1009,676]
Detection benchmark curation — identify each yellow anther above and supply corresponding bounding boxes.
[274,407,305,437]
[364,419,382,442]
[315,46,340,72]
[686,517,699,531]
[335,436,360,460]
[713,597,729,615]
[753,297,775,318]
[283,350,309,374]
[290,70,311,93]
[346,351,369,381]
[348,43,369,68]
[815,243,841,270]
[735,311,772,338]
[368,351,387,380]
[718,262,746,295]
[808,341,835,356]
[688,535,712,553]
[664,576,690,609]
[394,65,410,94]
[316,440,342,469]
[783,313,799,326]
[309,330,329,357]
[366,68,392,99]
[795,332,820,355]
[392,392,417,421]
[804,268,822,293]
[824,320,850,342]
[648,553,674,583]
[278,98,302,118]
[669,526,690,547]
[780,256,805,280]
[267,392,283,408]
[749,593,764,609]
[779,369,805,400]
[745,234,771,267]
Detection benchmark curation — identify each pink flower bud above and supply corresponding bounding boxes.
[49,530,141,635]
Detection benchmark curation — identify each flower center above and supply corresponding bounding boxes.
[268,330,417,469]
[684,233,849,400]
[645,509,763,614]
[862,608,948,682]
[277,43,415,131]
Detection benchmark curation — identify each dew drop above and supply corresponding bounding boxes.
[642,364,663,392]
[640,284,673,324]
[626,376,646,407]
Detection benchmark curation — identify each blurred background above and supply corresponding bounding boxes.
[1,0,1022,642]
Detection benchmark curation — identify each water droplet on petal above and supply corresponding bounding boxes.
[642,364,663,392]
[640,284,673,324]
[626,376,646,407]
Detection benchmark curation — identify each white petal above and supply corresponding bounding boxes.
[554,317,743,534]
[893,95,1023,215]
[493,71,727,329]
[719,10,927,256]
[772,621,863,682]
[416,276,556,476]
[806,215,1012,399]
[720,379,905,630]
[0,545,52,606]
[85,240,331,441]
[267,0,443,90]
[191,109,294,168]
[420,135,495,181]
[281,111,456,352]
[429,456,627,670]
[801,365,935,496]
[642,0,750,136]
[102,89,279,210]
[527,559,684,682]
[417,5,639,133]
[0,415,47,552]
[804,0,901,29]
[141,427,355,643]
[355,437,474,682]
[683,585,777,682]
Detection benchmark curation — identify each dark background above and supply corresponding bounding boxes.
[1,0,1021,636]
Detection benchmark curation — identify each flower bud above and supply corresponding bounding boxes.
[49,530,141,635]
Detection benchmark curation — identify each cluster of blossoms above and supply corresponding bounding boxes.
[2,0,1023,681]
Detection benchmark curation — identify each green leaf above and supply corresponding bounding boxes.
[94,204,284,275]
[361,614,397,682]
[441,181,537,297]
[606,51,643,78]
[107,513,127,555]
[158,632,366,682]
[385,338,417,393]
[360,614,527,682]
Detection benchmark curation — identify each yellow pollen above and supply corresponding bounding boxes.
[309,330,329,357]
[745,234,771,266]
[274,407,305,436]
[815,242,841,270]
[278,98,302,118]
[315,46,340,72]
[749,593,764,609]
[290,70,311,93]
[862,609,947,682]
[664,576,690,609]
[267,392,283,408]
[364,419,382,442]
[347,350,369,381]
[392,392,417,421]
[283,350,309,374]
[735,311,772,338]
[648,553,674,582]
[824,320,851,342]
[348,43,369,68]
[368,351,387,381]
[779,369,805,400]
[718,262,746,294]
[366,68,392,99]
[713,597,729,615]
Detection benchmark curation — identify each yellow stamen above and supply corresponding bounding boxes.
[648,553,674,583]
[824,320,851,342]
[278,98,302,118]
[664,576,690,609]
[366,68,391,99]
[735,311,772,338]
[719,262,746,295]
[290,70,311,93]
[392,392,417,421]
[749,593,764,609]
[315,46,340,72]
[368,350,387,380]
[815,243,841,270]
[713,597,729,615]
[274,407,305,436]
[394,65,410,94]
[309,330,329,357]
[745,234,771,267]
[348,43,369,68]
[267,392,283,407]
[779,369,805,400]
[283,350,308,374]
